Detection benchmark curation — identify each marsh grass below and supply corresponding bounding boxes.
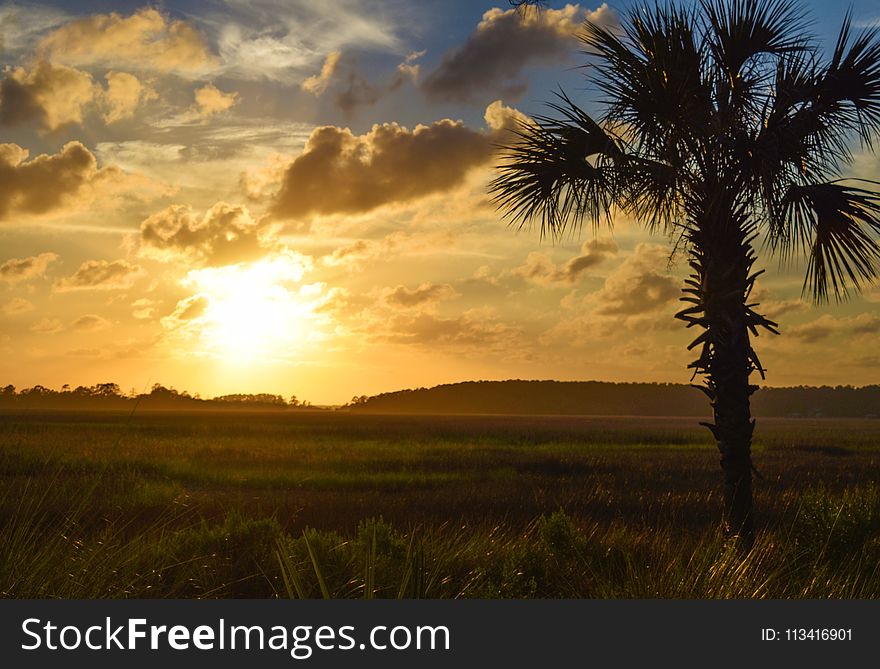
[1,411,878,598]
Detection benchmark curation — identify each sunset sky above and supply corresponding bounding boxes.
[2,0,880,404]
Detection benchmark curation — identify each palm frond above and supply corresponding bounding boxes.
[701,0,811,77]
[818,17,880,149]
[778,181,880,301]
[488,93,626,239]
[581,3,713,165]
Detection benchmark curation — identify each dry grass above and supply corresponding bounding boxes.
[1,410,877,598]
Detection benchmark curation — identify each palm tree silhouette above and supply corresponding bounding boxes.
[490,0,880,547]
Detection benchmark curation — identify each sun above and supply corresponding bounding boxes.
[181,254,316,363]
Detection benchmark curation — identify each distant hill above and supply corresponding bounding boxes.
[348,380,880,418]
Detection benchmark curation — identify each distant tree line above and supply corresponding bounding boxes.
[345,380,880,418]
[0,383,313,411]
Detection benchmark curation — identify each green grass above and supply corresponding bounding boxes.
[1,411,878,598]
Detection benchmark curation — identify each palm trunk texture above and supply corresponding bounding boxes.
[677,211,772,549]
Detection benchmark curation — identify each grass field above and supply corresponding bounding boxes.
[1,410,878,598]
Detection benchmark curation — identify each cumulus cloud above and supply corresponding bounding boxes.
[100,71,155,123]
[54,259,143,292]
[36,7,217,74]
[0,141,158,223]
[1,62,155,130]
[1,297,35,315]
[137,202,276,266]
[192,83,240,120]
[383,282,459,309]
[71,314,112,332]
[301,51,342,95]
[0,61,95,130]
[0,252,58,282]
[422,3,617,102]
[514,239,616,284]
[271,101,526,219]
[592,244,679,316]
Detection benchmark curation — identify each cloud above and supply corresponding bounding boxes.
[30,317,63,333]
[1,63,155,130]
[373,310,522,353]
[137,202,276,266]
[335,71,401,116]
[160,294,211,331]
[422,3,617,102]
[54,259,143,292]
[397,50,425,81]
[0,141,157,222]
[383,282,459,309]
[321,231,458,271]
[212,0,401,82]
[593,244,679,316]
[786,312,880,343]
[301,50,342,95]
[36,7,217,74]
[192,83,240,120]
[1,297,35,315]
[271,102,523,219]
[788,316,838,343]
[0,252,58,283]
[100,71,155,124]
[0,61,96,130]
[0,5,70,56]
[514,239,616,284]
[131,298,160,320]
[332,51,424,116]
[71,314,112,332]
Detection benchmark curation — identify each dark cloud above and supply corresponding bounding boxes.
[0,251,58,282]
[302,50,423,116]
[54,259,142,291]
[0,141,136,222]
[271,102,526,219]
[422,4,617,102]
[335,71,403,116]
[0,76,43,126]
[138,202,274,266]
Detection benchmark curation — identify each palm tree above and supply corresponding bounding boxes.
[490,0,880,547]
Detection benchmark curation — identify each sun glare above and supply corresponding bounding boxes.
[181,254,316,363]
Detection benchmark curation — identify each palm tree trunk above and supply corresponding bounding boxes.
[709,309,755,548]
[683,213,758,549]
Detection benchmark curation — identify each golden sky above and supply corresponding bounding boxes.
[2,1,880,404]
